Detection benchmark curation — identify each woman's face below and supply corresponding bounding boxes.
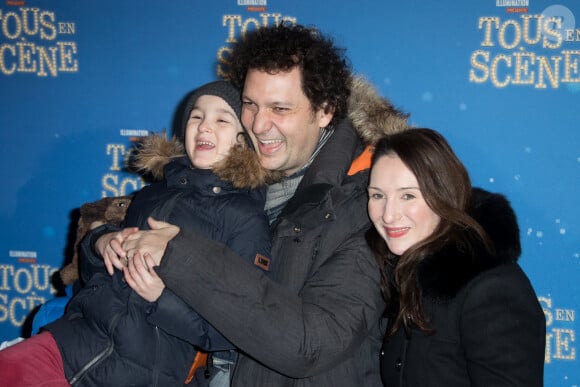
[367,154,441,255]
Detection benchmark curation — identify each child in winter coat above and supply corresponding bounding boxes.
[0,80,275,387]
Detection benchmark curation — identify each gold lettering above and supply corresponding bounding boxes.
[522,14,543,45]
[490,54,511,87]
[222,15,242,43]
[562,50,580,83]
[106,144,126,171]
[241,17,261,36]
[13,268,33,294]
[539,296,553,326]
[1,11,22,39]
[16,40,37,73]
[57,41,78,72]
[0,44,16,74]
[469,50,490,83]
[478,17,500,47]
[32,265,53,292]
[102,174,120,197]
[218,14,297,77]
[38,10,56,40]
[498,19,521,49]
[0,8,76,77]
[543,17,562,49]
[8,298,27,326]
[0,293,7,322]
[535,55,561,89]
[119,178,140,196]
[21,7,40,36]
[553,328,576,360]
[102,174,145,197]
[0,265,15,291]
[216,46,233,78]
[545,331,553,363]
[58,22,75,34]
[36,44,58,77]
[556,308,575,322]
[512,49,535,85]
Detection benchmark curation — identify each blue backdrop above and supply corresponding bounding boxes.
[1,1,578,385]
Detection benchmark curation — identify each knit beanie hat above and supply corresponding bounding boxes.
[178,80,243,140]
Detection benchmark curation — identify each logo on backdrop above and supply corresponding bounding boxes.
[540,295,576,364]
[0,251,57,328]
[0,6,78,76]
[1,132,148,330]
[469,4,579,89]
[237,0,267,13]
[496,0,529,14]
[101,130,149,198]
[217,12,297,77]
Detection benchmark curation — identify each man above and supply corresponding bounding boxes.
[99,23,409,386]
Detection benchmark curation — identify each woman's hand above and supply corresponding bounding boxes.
[95,227,139,275]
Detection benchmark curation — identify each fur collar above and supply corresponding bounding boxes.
[347,75,409,144]
[131,133,282,189]
[418,188,522,300]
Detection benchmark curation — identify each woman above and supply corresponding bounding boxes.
[366,128,545,386]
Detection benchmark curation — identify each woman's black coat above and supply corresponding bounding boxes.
[380,188,546,387]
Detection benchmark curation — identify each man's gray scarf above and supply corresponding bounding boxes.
[265,127,334,224]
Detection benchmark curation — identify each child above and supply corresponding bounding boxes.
[0,80,274,387]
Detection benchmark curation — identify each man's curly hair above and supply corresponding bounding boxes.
[227,22,352,128]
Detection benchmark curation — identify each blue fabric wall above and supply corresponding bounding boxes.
[1,1,578,384]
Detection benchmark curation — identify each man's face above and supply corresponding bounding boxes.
[241,67,333,176]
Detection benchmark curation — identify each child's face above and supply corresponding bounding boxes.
[185,95,243,169]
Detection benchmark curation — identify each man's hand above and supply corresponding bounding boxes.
[122,217,180,265]
[95,227,139,275]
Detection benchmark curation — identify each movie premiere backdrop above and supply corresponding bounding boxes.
[0,0,578,384]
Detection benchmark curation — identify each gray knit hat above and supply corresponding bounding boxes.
[179,80,242,139]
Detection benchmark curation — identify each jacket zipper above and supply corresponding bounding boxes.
[68,312,123,385]
[151,325,161,386]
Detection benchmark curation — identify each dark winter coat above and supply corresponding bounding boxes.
[379,189,546,387]
[154,76,411,386]
[47,142,273,386]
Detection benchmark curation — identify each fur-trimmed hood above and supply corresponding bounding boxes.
[418,188,522,300]
[131,132,282,189]
[131,75,409,186]
[347,74,409,145]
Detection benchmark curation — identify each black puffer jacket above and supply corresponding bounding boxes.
[47,142,273,386]
[154,76,411,386]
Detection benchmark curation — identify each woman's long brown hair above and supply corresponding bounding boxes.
[366,128,493,335]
